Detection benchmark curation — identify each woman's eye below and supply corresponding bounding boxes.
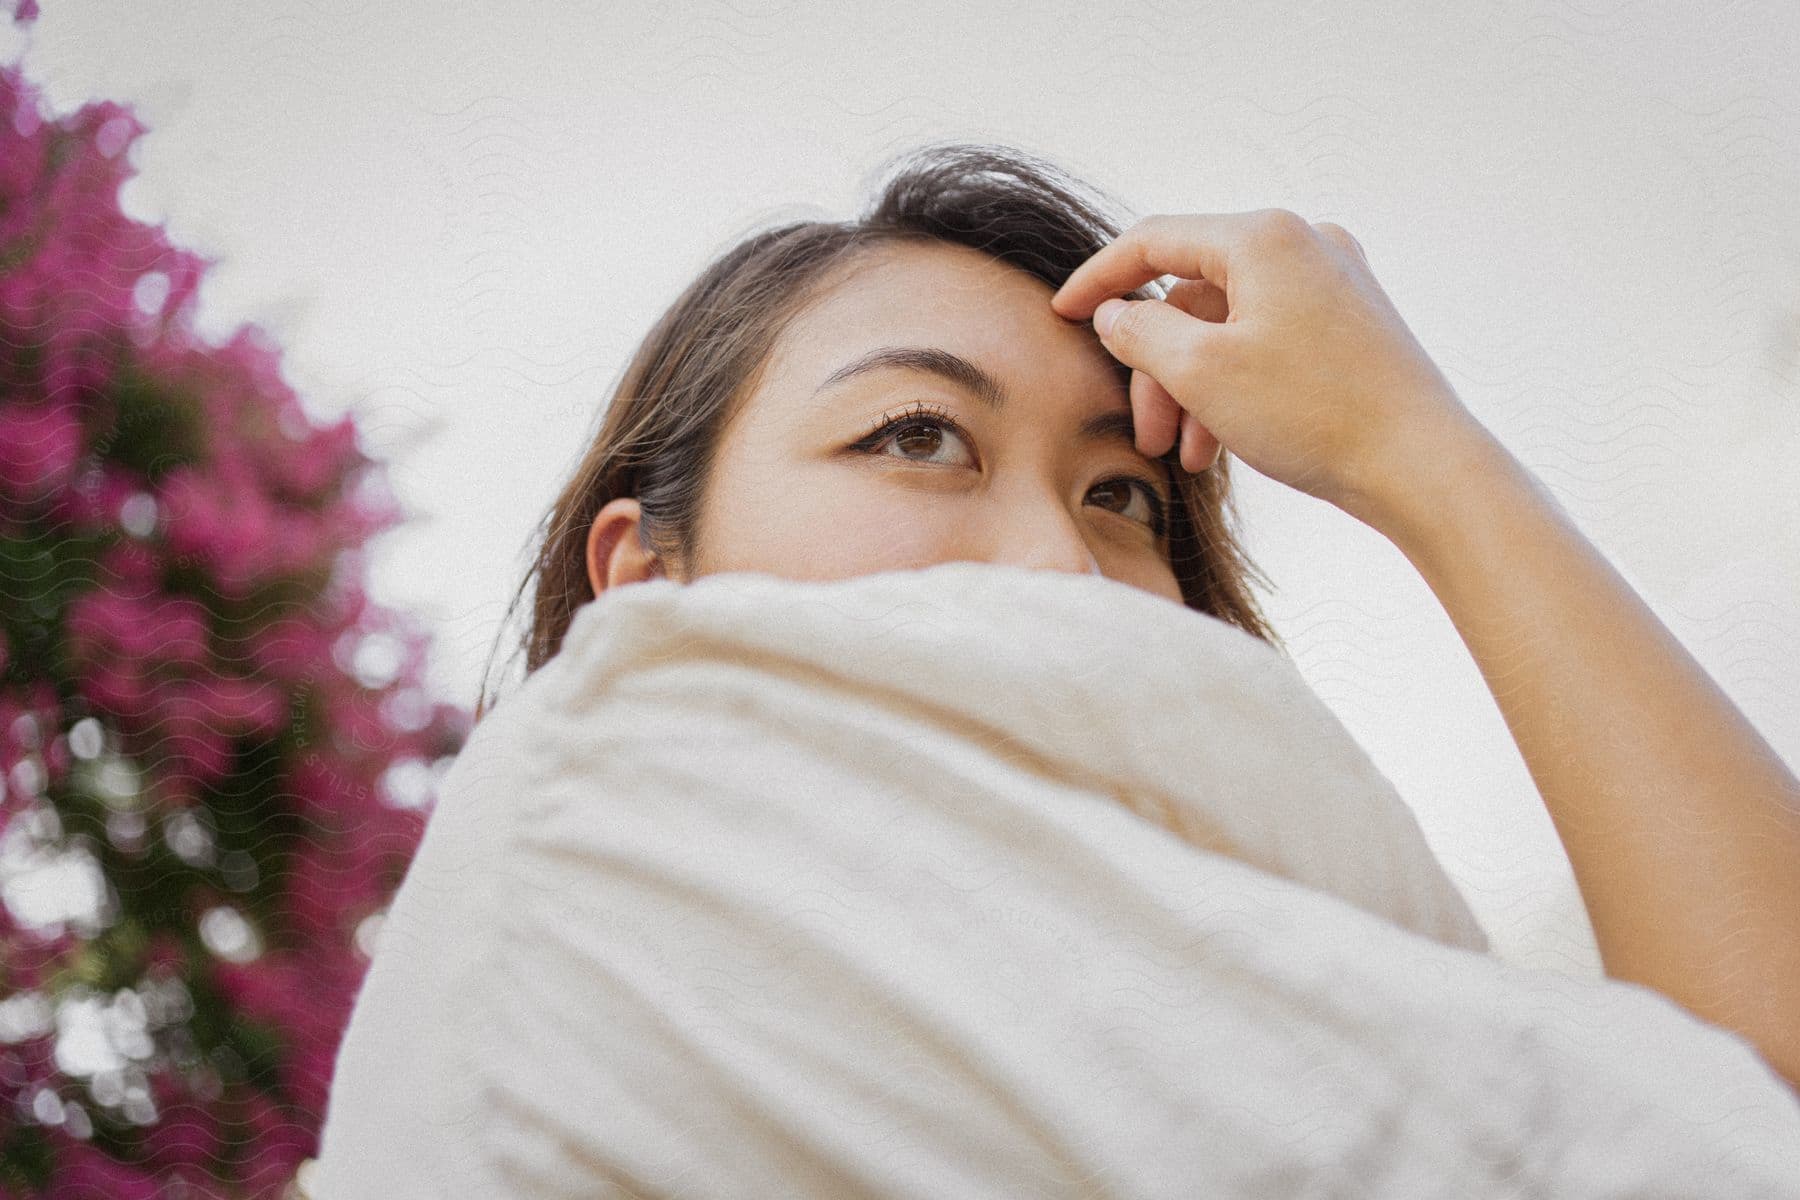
[861,412,976,467]
[1088,477,1168,536]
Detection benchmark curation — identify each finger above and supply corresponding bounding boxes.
[1164,276,1229,324]
[1178,411,1222,474]
[1051,211,1258,318]
[1129,368,1182,460]
[1092,296,1235,406]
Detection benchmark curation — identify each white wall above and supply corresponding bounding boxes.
[7,0,1797,976]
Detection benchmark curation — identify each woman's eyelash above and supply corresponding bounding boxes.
[848,400,1169,537]
[850,399,971,453]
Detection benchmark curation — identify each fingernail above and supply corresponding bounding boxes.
[1094,298,1126,338]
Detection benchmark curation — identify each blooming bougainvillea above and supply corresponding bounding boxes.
[1,21,469,1198]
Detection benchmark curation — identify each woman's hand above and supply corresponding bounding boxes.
[1051,209,1491,529]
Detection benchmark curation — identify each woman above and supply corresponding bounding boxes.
[477,141,1282,715]
[308,141,1799,1197]
[483,140,1799,1095]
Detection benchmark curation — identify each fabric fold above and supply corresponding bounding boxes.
[314,561,1800,1198]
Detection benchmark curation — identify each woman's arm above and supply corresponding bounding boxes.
[1365,418,1800,1093]
[1049,209,1800,1091]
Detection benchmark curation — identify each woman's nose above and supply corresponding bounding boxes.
[984,501,1104,579]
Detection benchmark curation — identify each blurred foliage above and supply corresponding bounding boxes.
[0,37,469,1200]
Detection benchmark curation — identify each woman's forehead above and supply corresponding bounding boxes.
[809,239,1051,318]
[771,242,1121,399]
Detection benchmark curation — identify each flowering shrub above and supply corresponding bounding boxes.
[0,28,469,1199]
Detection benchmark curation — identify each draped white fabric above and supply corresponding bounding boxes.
[313,562,1800,1197]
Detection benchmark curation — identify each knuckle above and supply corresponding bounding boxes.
[1312,220,1366,259]
[1252,207,1311,247]
[1126,212,1172,251]
[1107,215,1166,276]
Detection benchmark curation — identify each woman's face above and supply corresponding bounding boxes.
[587,239,1184,606]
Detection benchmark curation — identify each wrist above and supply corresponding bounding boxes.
[1339,405,1518,551]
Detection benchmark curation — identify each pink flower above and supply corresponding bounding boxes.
[183,670,289,738]
[282,839,383,945]
[162,457,301,594]
[0,899,77,989]
[137,1071,224,1177]
[39,308,123,402]
[42,1138,161,1200]
[247,616,334,684]
[155,251,206,326]
[0,1033,58,1115]
[0,397,84,503]
[66,589,151,657]
[0,57,473,1196]
[156,466,227,563]
[286,753,366,822]
[260,507,327,580]
[0,138,48,240]
[41,729,69,776]
[212,945,362,1119]
[282,1039,341,1123]
[235,1087,313,1196]
[279,973,362,1118]
[66,589,210,665]
[213,958,315,1036]
[263,411,360,502]
[143,595,211,665]
[327,686,401,758]
[155,680,239,783]
[54,462,142,533]
[94,537,162,598]
[74,656,151,722]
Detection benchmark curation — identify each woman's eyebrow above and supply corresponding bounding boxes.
[815,345,1007,410]
[814,345,1150,457]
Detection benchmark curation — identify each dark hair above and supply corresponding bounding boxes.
[477,141,1283,721]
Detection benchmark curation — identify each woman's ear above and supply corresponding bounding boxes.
[586,497,665,597]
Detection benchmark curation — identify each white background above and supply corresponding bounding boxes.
[6,0,1798,974]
